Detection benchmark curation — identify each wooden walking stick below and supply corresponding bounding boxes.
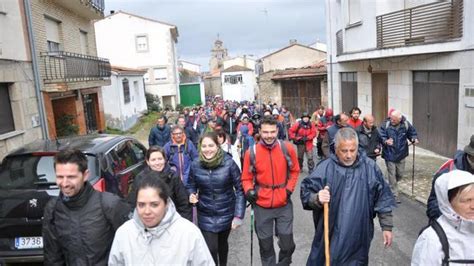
[324,202,330,266]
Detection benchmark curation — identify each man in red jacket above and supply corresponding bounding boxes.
[348,107,363,128]
[242,117,300,266]
[289,112,318,173]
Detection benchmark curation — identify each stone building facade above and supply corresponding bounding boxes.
[0,1,42,160]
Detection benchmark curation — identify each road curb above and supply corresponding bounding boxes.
[400,188,427,206]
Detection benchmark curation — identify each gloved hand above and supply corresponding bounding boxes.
[302,136,307,142]
[286,189,292,199]
[246,189,258,205]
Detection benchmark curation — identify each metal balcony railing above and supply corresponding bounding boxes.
[336,30,343,55]
[89,0,105,13]
[376,0,463,49]
[41,51,111,83]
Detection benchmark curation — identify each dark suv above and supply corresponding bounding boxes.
[0,134,147,263]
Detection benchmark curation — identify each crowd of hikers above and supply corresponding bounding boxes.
[43,97,474,265]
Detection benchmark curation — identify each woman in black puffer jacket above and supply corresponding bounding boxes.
[128,146,192,221]
[188,132,246,266]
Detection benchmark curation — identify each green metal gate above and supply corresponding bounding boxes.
[179,83,201,107]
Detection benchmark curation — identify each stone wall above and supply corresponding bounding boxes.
[0,61,42,161]
[204,77,222,97]
[257,71,282,105]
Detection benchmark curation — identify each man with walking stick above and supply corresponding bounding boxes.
[242,117,300,266]
[379,109,419,203]
[300,128,396,265]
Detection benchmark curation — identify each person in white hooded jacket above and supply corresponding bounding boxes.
[412,170,474,265]
[109,176,214,266]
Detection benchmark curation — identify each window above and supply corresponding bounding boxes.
[79,30,88,54]
[136,35,149,52]
[347,0,361,25]
[122,78,130,104]
[153,68,167,81]
[110,140,143,174]
[340,72,358,113]
[0,83,14,134]
[224,74,243,84]
[44,16,61,53]
[0,154,97,189]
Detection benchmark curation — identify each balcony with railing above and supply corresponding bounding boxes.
[55,0,105,20]
[376,0,463,49]
[41,51,111,88]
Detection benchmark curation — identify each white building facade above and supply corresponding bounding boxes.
[223,56,256,71]
[221,66,257,102]
[326,0,473,157]
[178,60,201,73]
[101,67,148,131]
[94,11,179,109]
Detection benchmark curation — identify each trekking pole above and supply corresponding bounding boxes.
[250,204,254,266]
[192,204,197,225]
[324,202,330,266]
[411,142,415,197]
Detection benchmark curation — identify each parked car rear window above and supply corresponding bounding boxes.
[0,154,97,189]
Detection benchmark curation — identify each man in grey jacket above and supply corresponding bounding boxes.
[43,149,131,265]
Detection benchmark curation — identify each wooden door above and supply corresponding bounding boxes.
[413,70,459,157]
[372,73,388,126]
[281,79,321,118]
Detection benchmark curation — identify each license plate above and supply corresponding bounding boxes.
[14,236,43,249]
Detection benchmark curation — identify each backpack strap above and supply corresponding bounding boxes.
[249,141,292,189]
[430,220,450,266]
[278,140,293,170]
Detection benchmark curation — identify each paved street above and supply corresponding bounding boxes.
[227,171,428,266]
[135,114,442,265]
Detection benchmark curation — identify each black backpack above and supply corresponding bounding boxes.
[419,220,474,265]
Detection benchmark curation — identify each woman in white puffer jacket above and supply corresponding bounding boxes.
[412,170,474,265]
[108,176,214,266]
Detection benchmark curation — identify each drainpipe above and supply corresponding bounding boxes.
[327,0,334,110]
[24,0,49,139]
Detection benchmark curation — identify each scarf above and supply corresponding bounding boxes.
[199,147,224,169]
[259,138,278,150]
[60,182,93,210]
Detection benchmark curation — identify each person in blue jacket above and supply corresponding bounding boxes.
[187,132,245,266]
[301,127,396,265]
[379,109,419,203]
[163,125,198,186]
[148,116,171,147]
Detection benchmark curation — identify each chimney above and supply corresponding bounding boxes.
[289,39,297,45]
[110,10,115,15]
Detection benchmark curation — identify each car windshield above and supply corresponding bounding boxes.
[0,154,97,190]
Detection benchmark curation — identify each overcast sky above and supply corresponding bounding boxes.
[105,0,326,71]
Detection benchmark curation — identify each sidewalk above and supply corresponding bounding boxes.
[376,146,449,206]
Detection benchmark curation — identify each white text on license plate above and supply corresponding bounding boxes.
[15,237,43,249]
